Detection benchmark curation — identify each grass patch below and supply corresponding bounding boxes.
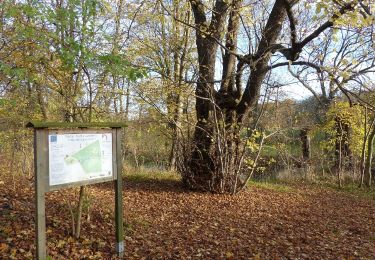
[124,221,134,235]
[122,165,375,199]
[249,180,294,193]
[253,172,375,199]
[124,218,151,236]
[132,218,151,229]
[124,165,180,182]
[316,182,375,199]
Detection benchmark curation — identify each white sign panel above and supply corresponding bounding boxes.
[48,133,113,186]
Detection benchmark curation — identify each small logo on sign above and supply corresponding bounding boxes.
[50,135,57,142]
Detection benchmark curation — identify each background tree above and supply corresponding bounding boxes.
[124,0,196,171]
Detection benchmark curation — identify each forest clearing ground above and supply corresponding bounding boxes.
[0,171,374,259]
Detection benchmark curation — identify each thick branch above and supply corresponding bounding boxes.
[209,0,230,40]
[236,0,287,121]
[267,61,322,72]
[235,59,246,98]
[283,0,297,49]
[221,0,242,93]
[189,0,207,26]
[189,0,231,121]
[274,1,358,61]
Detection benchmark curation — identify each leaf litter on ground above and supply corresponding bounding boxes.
[0,173,374,259]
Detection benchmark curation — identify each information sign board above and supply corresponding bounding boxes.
[48,133,113,186]
[27,122,125,259]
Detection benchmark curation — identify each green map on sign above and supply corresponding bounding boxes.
[64,140,102,174]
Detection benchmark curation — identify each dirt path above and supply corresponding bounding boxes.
[1,175,374,259]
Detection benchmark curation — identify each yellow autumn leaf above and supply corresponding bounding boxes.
[0,243,9,252]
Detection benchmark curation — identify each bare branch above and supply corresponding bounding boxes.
[287,64,324,106]
[299,2,356,48]
[267,61,322,72]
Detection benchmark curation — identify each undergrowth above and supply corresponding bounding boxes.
[123,165,180,182]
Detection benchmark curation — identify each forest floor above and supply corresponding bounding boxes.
[1,171,375,259]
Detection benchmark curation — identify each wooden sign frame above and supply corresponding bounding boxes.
[27,122,125,259]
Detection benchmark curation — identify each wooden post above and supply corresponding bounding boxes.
[35,129,48,259]
[114,128,124,257]
[28,122,127,259]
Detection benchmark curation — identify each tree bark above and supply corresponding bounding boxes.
[300,128,310,161]
[169,3,190,171]
[364,126,375,187]
[334,116,353,172]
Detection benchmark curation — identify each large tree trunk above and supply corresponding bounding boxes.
[183,0,287,193]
